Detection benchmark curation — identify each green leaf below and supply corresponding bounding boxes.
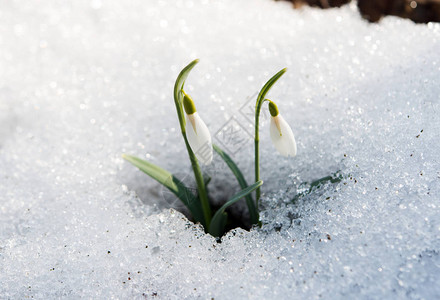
[213,144,260,225]
[291,171,344,203]
[309,172,343,190]
[209,180,263,237]
[122,154,205,226]
[204,174,212,187]
[173,59,200,129]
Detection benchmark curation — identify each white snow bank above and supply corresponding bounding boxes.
[1,0,439,298]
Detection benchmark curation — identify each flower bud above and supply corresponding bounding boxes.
[183,93,213,165]
[268,101,297,157]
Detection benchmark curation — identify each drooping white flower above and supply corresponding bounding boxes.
[268,101,297,158]
[183,93,213,165]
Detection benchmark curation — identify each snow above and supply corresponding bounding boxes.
[1,0,440,298]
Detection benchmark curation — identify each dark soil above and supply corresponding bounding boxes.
[281,0,440,23]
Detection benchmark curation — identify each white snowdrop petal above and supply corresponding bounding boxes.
[185,112,213,165]
[270,115,297,157]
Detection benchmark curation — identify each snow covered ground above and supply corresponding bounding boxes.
[1,0,439,298]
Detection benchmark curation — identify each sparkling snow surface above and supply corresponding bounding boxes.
[1,0,440,298]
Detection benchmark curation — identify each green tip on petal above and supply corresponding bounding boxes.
[268,100,279,117]
[183,92,197,115]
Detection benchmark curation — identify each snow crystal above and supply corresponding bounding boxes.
[1,0,439,298]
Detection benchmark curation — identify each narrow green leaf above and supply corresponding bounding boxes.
[209,180,263,237]
[309,171,343,190]
[122,154,205,226]
[204,175,212,187]
[291,171,344,203]
[213,144,259,225]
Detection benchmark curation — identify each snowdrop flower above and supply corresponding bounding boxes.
[182,93,213,165]
[268,100,297,157]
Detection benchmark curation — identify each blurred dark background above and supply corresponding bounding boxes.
[282,0,440,23]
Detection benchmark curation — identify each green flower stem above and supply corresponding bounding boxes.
[254,68,287,209]
[182,132,211,228]
[254,113,261,207]
[173,59,211,228]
